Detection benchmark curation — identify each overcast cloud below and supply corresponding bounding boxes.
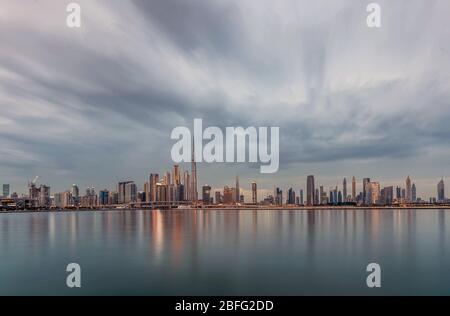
[1,0,449,199]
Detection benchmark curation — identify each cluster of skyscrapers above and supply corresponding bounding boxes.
[0,169,448,209]
[47,164,196,208]
[266,175,448,206]
[206,176,245,205]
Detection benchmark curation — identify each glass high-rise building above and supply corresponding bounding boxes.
[149,173,159,202]
[183,171,190,201]
[118,181,136,204]
[406,176,412,202]
[438,179,445,202]
[172,165,180,185]
[352,176,356,201]
[367,182,380,205]
[287,188,295,205]
[223,186,233,204]
[215,191,221,204]
[306,175,315,206]
[202,185,211,204]
[99,190,109,206]
[363,178,370,204]
[39,185,50,207]
[343,178,347,202]
[383,186,394,205]
[396,186,401,200]
[251,181,257,204]
[235,176,240,203]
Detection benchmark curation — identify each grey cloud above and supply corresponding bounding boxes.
[0,0,450,197]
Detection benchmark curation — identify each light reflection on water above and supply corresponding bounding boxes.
[0,209,449,295]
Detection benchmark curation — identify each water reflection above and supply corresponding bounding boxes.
[0,209,449,295]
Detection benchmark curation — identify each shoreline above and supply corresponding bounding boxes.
[1,205,450,214]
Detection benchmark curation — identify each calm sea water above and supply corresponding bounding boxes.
[0,209,449,295]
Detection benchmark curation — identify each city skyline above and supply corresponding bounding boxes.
[2,162,447,206]
[1,1,450,199]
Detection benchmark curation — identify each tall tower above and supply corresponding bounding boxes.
[172,164,180,185]
[319,186,324,205]
[306,175,315,206]
[235,175,240,203]
[343,178,347,202]
[412,183,417,202]
[437,179,445,202]
[183,171,190,201]
[71,184,79,199]
[252,181,257,204]
[352,176,356,201]
[363,178,370,204]
[149,173,159,202]
[406,176,412,202]
[191,137,198,203]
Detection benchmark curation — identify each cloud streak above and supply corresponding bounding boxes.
[0,0,449,198]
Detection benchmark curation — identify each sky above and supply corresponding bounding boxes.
[1,0,450,200]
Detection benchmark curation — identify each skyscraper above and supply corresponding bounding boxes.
[343,178,347,202]
[406,176,412,202]
[396,186,401,201]
[156,182,167,202]
[215,191,221,204]
[118,181,134,204]
[352,176,356,201]
[183,171,190,201]
[412,183,417,202]
[275,187,283,205]
[172,164,180,185]
[363,178,370,204]
[125,182,137,203]
[367,182,380,205]
[191,137,198,203]
[174,183,184,202]
[437,179,445,202]
[287,188,295,205]
[99,190,109,206]
[71,184,79,199]
[300,189,304,205]
[306,175,315,206]
[39,185,50,207]
[223,186,233,204]
[383,186,394,205]
[251,181,257,204]
[164,172,171,186]
[202,185,211,204]
[144,182,149,202]
[54,191,71,208]
[235,176,240,203]
[319,186,325,204]
[149,173,159,202]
